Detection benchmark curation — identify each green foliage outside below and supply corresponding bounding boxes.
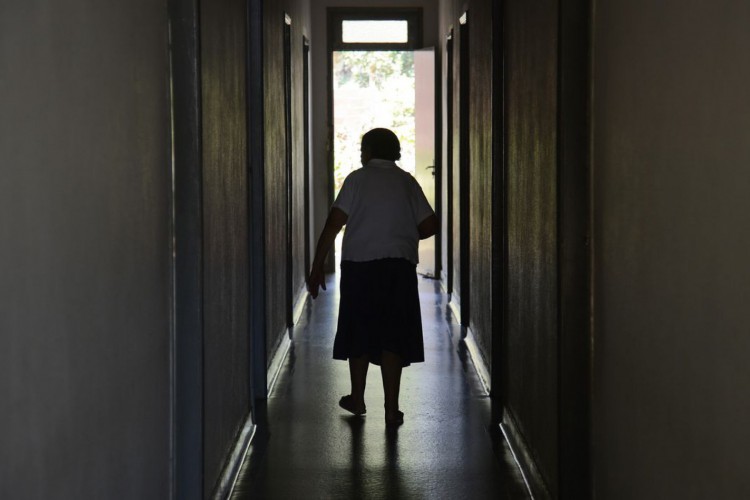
[333,51,415,197]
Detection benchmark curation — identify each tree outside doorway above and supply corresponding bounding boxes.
[332,50,416,198]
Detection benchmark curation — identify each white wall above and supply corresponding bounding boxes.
[0,1,172,497]
[309,0,439,262]
[592,1,750,497]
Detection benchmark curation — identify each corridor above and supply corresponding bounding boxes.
[4,0,750,497]
[230,277,528,499]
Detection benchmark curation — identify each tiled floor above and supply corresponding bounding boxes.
[231,273,529,499]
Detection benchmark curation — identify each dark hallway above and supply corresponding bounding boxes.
[229,277,528,499]
[3,0,750,498]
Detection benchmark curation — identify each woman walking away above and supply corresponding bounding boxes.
[307,128,438,427]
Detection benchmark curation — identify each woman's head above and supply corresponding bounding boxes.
[361,128,401,162]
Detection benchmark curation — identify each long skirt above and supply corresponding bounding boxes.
[333,258,425,367]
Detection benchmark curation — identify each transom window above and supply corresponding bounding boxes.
[341,20,409,44]
[329,8,422,51]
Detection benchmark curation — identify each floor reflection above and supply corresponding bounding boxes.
[231,279,527,499]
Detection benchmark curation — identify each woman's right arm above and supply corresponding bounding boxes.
[307,207,348,298]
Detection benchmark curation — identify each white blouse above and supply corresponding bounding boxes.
[333,159,434,265]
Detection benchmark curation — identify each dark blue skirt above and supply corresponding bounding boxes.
[334,258,425,367]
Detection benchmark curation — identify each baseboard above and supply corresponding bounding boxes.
[212,415,257,500]
[447,297,462,325]
[217,296,308,499]
[444,296,491,395]
[500,411,550,499]
[266,292,308,396]
[439,274,449,295]
[292,289,309,326]
[462,326,491,395]
[266,332,292,395]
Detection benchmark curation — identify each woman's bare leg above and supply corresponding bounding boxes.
[348,354,369,409]
[381,350,403,420]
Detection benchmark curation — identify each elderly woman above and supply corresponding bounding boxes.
[307,128,438,427]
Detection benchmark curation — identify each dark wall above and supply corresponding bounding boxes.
[440,0,496,377]
[264,0,310,362]
[466,0,494,371]
[440,0,583,496]
[0,0,171,496]
[504,0,560,494]
[200,0,251,494]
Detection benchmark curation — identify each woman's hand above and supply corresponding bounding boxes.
[306,265,327,299]
[307,208,347,299]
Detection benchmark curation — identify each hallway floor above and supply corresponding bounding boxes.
[231,274,529,499]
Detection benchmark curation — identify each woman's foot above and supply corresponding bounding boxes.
[339,395,366,416]
[385,410,404,427]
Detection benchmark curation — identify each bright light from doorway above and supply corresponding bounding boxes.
[332,51,415,198]
[341,20,409,43]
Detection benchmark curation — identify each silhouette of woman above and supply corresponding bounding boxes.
[307,128,438,426]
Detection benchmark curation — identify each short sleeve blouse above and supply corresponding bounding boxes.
[333,159,434,264]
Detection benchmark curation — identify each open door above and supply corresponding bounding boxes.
[414,47,436,278]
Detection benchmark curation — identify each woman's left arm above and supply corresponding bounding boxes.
[417,214,438,240]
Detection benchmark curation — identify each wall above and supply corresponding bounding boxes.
[592,0,750,497]
[465,0,493,377]
[436,0,495,371]
[439,0,591,496]
[263,0,312,366]
[0,0,172,497]
[503,0,560,494]
[200,0,252,494]
[309,0,439,272]
[437,0,496,388]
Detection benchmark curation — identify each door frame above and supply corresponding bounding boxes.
[325,7,425,267]
[556,0,592,495]
[303,36,312,276]
[284,13,294,327]
[169,0,204,496]
[458,12,470,326]
[444,29,454,293]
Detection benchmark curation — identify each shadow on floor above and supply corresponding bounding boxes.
[230,278,530,499]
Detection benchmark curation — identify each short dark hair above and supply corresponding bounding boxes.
[361,128,401,161]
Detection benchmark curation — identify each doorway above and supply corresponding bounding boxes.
[331,49,435,276]
[327,8,436,276]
